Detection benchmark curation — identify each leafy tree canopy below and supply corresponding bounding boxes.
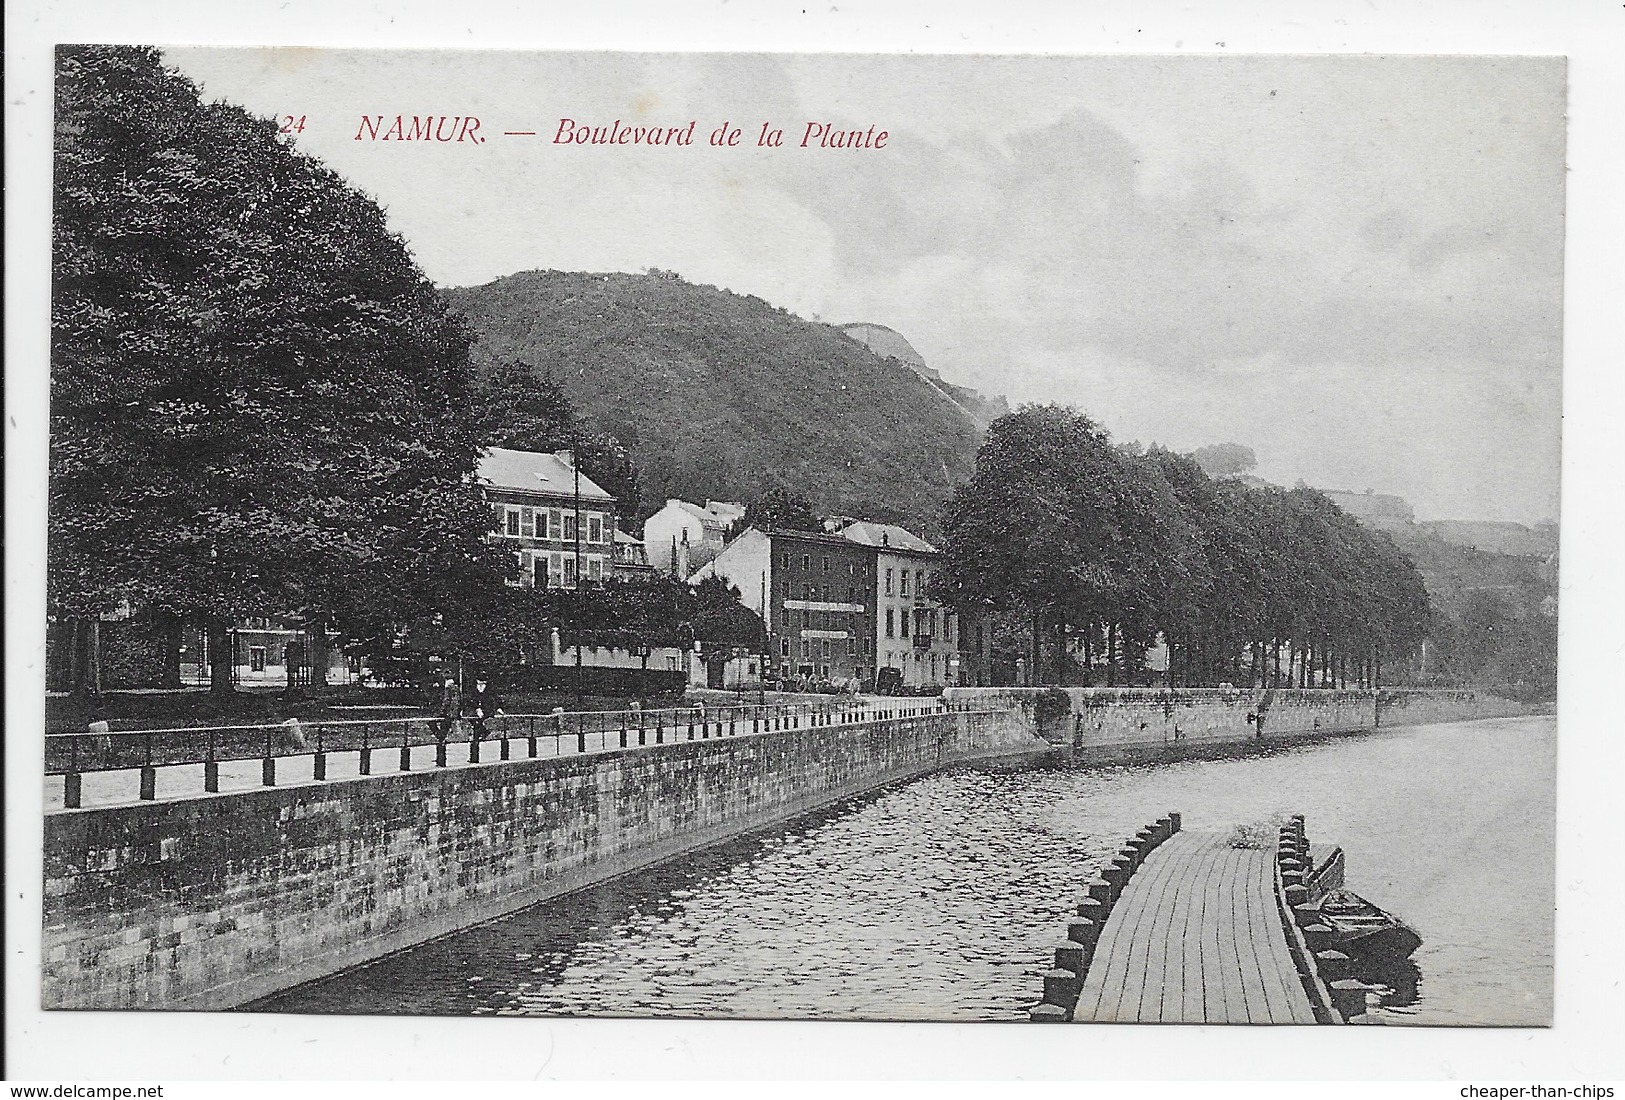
[473,358,643,521]
[1190,442,1258,479]
[50,46,500,664]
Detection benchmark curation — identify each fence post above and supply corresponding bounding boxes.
[436,721,449,767]
[528,717,539,758]
[313,721,327,781]
[469,720,482,763]
[65,734,83,810]
[501,723,512,761]
[577,713,586,755]
[657,715,664,744]
[359,724,372,776]
[261,725,276,788]
[620,714,628,749]
[204,726,219,793]
[400,721,415,771]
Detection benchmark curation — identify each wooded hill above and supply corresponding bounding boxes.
[440,271,983,531]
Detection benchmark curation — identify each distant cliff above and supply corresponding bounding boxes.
[839,321,1011,429]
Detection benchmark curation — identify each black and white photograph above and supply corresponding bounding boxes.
[7,4,1624,1085]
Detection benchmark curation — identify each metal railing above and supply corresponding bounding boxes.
[45,698,977,808]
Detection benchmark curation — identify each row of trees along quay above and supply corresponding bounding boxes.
[936,405,1431,689]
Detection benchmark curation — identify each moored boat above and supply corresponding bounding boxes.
[1316,887,1422,963]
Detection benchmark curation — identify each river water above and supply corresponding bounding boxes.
[255,714,1554,1026]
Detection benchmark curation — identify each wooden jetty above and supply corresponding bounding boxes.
[1071,830,1316,1024]
[1032,813,1373,1025]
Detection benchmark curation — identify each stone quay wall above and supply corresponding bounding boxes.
[941,685,1541,752]
[42,708,1047,1012]
[1375,688,1541,727]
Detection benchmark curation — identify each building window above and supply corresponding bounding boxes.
[822,555,831,573]
[563,557,577,586]
[505,508,521,537]
[801,639,810,658]
[587,558,603,582]
[885,568,893,596]
[821,640,831,659]
[885,608,895,637]
[847,637,857,656]
[802,554,811,570]
[249,646,266,673]
[849,563,857,576]
[564,513,577,541]
[534,556,546,587]
[588,515,603,543]
[900,571,909,597]
[916,570,925,597]
[782,551,791,568]
[900,611,910,638]
[780,639,790,657]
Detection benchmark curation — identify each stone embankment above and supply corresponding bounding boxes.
[942,686,1541,752]
[43,706,1047,1012]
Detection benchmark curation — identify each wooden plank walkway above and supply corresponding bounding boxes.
[1073,830,1316,1024]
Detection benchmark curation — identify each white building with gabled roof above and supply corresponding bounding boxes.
[643,498,747,576]
[476,447,619,590]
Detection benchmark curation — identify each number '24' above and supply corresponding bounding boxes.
[279,115,307,135]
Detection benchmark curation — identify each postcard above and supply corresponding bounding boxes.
[15,33,1601,1082]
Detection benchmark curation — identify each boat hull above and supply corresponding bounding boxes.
[1317,888,1422,963]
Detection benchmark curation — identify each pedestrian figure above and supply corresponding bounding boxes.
[436,678,460,766]
[468,677,503,738]
[438,678,461,737]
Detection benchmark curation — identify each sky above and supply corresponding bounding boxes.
[167,49,1567,525]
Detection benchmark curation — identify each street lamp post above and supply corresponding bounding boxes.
[573,440,584,715]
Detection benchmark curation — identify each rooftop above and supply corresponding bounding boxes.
[837,520,939,555]
[476,447,615,502]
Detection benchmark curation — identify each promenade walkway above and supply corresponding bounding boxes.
[1073,829,1315,1024]
[43,697,928,812]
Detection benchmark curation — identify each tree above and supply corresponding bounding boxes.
[1190,442,1258,479]
[50,45,502,696]
[938,405,1133,685]
[473,358,643,520]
